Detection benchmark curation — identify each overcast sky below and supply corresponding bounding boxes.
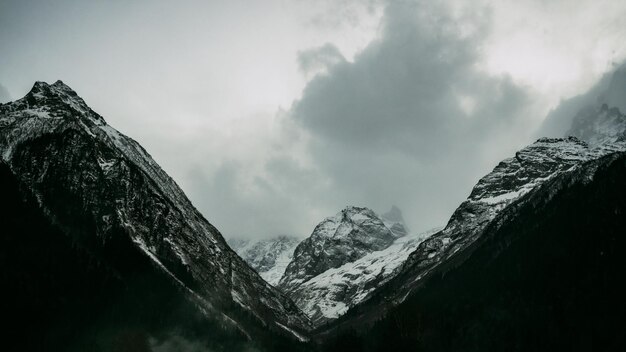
[1,0,626,239]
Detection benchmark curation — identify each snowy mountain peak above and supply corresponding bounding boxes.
[0,81,312,339]
[18,80,103,124]
[382,205,403,223]
[539,64,626,138]
[278,207,398,291]
[228,235,301,286]
[313,206,392,240]
[284,228,437,327]
[274,206,419,326]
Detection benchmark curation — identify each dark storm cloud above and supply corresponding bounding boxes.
[286,1,538,231]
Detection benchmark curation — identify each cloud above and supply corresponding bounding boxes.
[2,0,623,239]
[537,62,626,138]
[180,113,333,238]
[281,0,541,231]
[483,0,626,99]
[298,43,346,78]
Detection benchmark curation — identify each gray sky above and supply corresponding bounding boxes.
[1,0,626,239]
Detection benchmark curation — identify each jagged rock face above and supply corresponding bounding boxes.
[320,150,626,351]
[316,137,626,335]
[290,228,438,327]
[275,206,413,326]
[0,81,311,342]
[278,206,402,293]
[228,207,416,327]
[228,236,301,286]
[568,104,626,146]
[400,137,624,295]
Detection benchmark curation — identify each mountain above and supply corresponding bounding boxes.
[228,236,301,286]
[315,75,626,350]
[396,137,624,305]
[568,103,626,146]
[278,206,405,292]
[381,205,409,237]
[600,64,626,113]
[394,137,624,288]
[317,137,626,351]
[0,81,310,351]
[286,227,438,327]
[276,206,414,326]
[539,62,626,138]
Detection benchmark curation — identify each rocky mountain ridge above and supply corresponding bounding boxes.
[5,77,626,351]
[316,135,626,340]
[0,81,310,349]
[271,206,413,326]
[289,227,438,326]
[228,235,301,286]
[320,147,626,351]
[231,205,414,327]
[398,137,624,301]
[278,206,405,292]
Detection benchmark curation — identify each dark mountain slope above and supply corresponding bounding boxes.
[0,81,311,351]
[0,163,248,351]
[319,151,626,351]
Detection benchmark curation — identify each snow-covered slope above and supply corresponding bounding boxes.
[279,206,406,291]
[315,137,626,336]
[0,81,311,339]
[400,137,625,288]
[275,206,415,326]
[292,228,438,325]
[229,236,301,286]
[327,137,625,325]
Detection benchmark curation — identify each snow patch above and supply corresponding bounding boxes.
[275,322,308,342]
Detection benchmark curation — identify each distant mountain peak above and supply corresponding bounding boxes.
[567,103,626,146]
[228,235,302,286]
[274,205,419,326]
[278,206,397,291]
[538,62,626,138]
[382,205,403,222]
[381,205,409,237]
